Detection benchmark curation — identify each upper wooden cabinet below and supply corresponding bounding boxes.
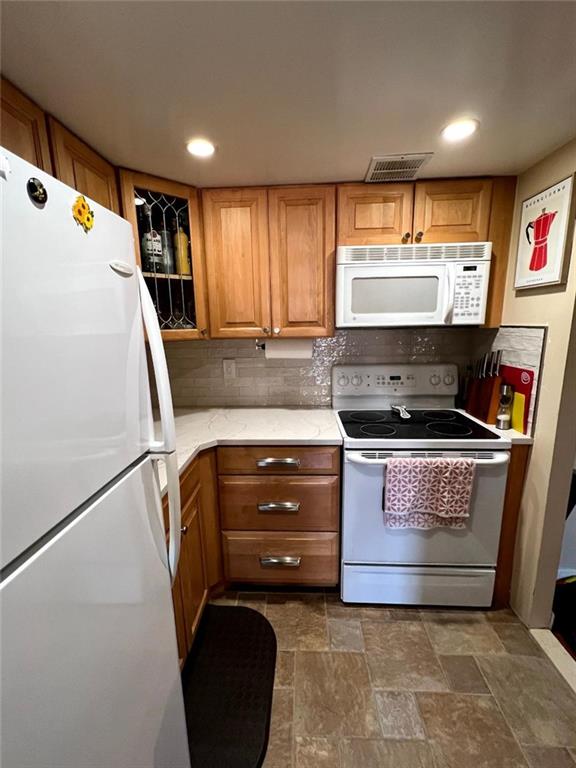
[203,185,336,339]
[120,170,208,341]
[202,188,271,338]
[1,78,52,172]
[269,186,335,337]
[413,178,493,243]
[48,118,120,212]
[337,183,414,245]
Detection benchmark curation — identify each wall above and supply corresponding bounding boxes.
[503,137,576,627]
[164,328,486,408]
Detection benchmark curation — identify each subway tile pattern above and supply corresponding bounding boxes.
[163,328,488,408]
[208,592,576,767]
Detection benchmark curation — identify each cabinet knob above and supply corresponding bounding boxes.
[415,231,424,243]
[200,328,208,336]
[273,327,280,335]
[262,327,271,335]
[180,525,188,535]
[401,232,411,243]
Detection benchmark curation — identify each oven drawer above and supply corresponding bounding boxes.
[342,564,496,607]
[219,476,339,531]
[217,446,340,475]
[222,531,339,585]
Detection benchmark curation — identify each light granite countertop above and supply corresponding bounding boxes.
[155,407,342,492]
[154,406,532,493]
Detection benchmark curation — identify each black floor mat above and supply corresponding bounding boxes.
[182,605,277,768]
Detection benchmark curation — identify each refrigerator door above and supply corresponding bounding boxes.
[0,456,190,768]
[1,148,153,568]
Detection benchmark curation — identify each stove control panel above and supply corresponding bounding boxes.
[332,364,459,397]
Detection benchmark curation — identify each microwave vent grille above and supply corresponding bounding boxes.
[365,153,433,182]
[338,242,491,264]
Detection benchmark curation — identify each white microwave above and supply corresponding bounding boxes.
[336,242,492,327]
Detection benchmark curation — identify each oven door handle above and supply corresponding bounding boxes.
[345,453,510,466]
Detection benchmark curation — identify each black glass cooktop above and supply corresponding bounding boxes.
[338,409,501,441]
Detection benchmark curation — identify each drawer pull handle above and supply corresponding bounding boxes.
[257,501,301,513]
[259,555,302,568]
[256,457,301,468]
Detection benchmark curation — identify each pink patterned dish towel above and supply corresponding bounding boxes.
[384,457,476,530]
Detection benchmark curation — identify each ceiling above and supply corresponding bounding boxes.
[2,1,576,187]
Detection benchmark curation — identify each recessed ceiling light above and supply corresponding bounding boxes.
[441,118,479,143]
[186,138,215,158]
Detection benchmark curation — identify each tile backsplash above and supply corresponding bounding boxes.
[162,328,495,408]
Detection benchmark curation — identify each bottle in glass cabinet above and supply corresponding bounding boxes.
[141,229,163,272]
[173,214,191,275]
[159,226,175,274]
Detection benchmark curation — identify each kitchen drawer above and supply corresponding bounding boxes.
[217,446,340,475]
[219,475,339,531]
[222,531,339,585]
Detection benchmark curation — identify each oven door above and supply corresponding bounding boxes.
[336,263,455,327]
[342,450,510,568]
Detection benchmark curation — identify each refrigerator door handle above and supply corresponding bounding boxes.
[137,268,176,454]
[165,452,182,583]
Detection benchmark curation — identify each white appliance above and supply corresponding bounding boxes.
[336,242,492,327]
[333,364,511,607]
[0,149,190,767]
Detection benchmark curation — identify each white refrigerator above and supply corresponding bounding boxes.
[0,148,191,767]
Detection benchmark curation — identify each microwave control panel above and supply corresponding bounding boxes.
[452,262,490,323]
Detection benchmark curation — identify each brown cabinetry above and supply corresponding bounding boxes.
[218,445,340,586]
[166,449,223,664]
[337,183,414,245]
[269,186,335,337]
[222,531,339,585]
[413,178,493,243]
[202,185,336,339]
[48,118,120,212]
[120,170,208,341]
[202,188,271,338]
[337,179,493,246]
[1,78,52,172]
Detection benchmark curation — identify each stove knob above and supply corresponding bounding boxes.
[429,374,441,386]
[351,375,363,387]
[443,373,455,386]
[337,375,349,387]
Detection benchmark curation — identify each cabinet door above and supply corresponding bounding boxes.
[47,118,120,212]
[337,183,414,245]
[120,170,208,341]
[202,188,271,338]
[269,186,335,337]
[413,179,493,243]
[179,482,208,651]
[196,449,223,589]
[171,571,189,666]
[1,78,52,172]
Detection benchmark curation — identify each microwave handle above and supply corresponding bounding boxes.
[443,264,455,324]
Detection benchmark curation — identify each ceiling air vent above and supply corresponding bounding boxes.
[364,153,433,183]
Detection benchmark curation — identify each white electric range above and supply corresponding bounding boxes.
[333,363,511,607]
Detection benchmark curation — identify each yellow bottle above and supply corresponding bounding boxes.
[173,216,191,275]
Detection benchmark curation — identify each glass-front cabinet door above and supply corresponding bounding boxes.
[120,170,208,340]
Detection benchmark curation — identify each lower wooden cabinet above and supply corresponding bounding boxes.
[218,445,341,586]
[222,531,339,585]
[165,448,223,664]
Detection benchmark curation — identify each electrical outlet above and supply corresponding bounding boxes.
[223,359,236,379]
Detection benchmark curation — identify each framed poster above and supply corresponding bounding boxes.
[514,174,575,289]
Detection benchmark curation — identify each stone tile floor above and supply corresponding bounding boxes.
[210,591,576,768]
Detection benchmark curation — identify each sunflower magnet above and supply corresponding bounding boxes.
[72,195,95,233]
